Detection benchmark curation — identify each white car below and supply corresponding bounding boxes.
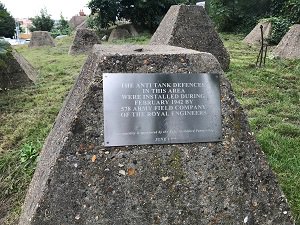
[196,0,205,8]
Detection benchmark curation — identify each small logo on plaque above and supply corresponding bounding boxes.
[103,73,222,146]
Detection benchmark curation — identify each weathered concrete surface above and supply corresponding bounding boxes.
[108,28,131,42]
[19,45,294,225]
[69,16,87,30]
[243,21,272,45]
[28,31,55,48]
[273,24,300,59]
[119,23,139,37]
[0,42,36,89]
[69,28,101,55]
[150,5,230,71]
[77,20,88,30]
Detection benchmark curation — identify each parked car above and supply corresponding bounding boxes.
[196,0,205,8]
[55,35,68,39]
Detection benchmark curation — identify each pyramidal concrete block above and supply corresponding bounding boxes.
[0,45,36,89]
[69,16,87,30]
[150,5,230,71]
[273,24,300,59]
[69,28,101,55]
[19,45,294,225]
[28,31,55,48]
[243,21,272,45]
[108,28,131,42]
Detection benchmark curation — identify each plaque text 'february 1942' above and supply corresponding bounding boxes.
[103,73,222,146]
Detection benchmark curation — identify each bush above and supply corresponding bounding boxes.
[209,0,272,33]
[267,17,291,45]
[88,0,191,32]
[281,0,300,24]
[0,40,13,71]
[30,8,54,32]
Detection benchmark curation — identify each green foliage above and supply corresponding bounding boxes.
[88,0,118,29]
[209,0,271,33]
[0,40,12,71]
[88,0,189,32]
[1,33,300,224]
[57,14,71,35]
[266,17,291,45]
[269,0,300,24]
[30,8,54,32]
[281,0,300,24]
[207,0,300,34]
[267,0,300,45]
[0,39,11,53]
[223,33,300,223]
[106,32,151,44]
[0,3,15,38]
[209,0,231,31]
[51,14,71,37]
[270,0,285,15]
[0,36,87,223]
[19,142,41,165]
[86,15,98,30]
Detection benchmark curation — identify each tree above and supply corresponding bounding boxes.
[30,8,54,32]
[50,14,71,37]
[57,14,71,35]
[0,3,15,38]
[265,0,300,44]
[280,0,300,24]
[208,0,272,33]
[88,0,191,32]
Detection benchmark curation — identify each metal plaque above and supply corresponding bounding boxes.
[103,73,222,146]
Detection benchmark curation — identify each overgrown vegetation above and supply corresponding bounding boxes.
[223,33,300,223]
[0,34,299,224]
[29,8,54,32]
[267,17,291,44]
[0,40,11,54]
[51,14,71,37]
[209,0,271,33]
[88,0,196,32]
[0,36,87,224]
[209,0,300,43]
[0,40,13,72]
[107,32,151,44]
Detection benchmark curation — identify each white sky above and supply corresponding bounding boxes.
[1,0,91,20]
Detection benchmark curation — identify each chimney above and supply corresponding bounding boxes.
[79,9,86,16]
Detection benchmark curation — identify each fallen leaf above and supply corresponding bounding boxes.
[128,168,136,176]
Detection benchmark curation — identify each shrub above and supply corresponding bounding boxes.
[267,17,291,45]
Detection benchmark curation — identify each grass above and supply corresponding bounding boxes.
[106,32,151,44]
[0,33,299,224]
[0,35,87,224]
[223,33,300,223]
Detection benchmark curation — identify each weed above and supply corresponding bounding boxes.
[19,141,41,166]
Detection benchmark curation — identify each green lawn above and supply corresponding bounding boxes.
[223,33,300,223]
[0,36,87,224]
[0,33,299,224]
